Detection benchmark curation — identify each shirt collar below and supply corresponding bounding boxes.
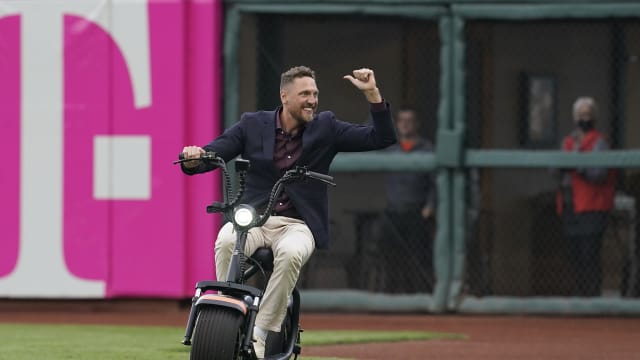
[276,108,283,130]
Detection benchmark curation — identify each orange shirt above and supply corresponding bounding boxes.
[400,140,416,152]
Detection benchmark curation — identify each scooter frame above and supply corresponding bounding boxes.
[175,152,334,360]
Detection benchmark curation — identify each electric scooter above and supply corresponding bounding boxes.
[174,152,335,360]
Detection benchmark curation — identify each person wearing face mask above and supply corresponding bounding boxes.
[179,66,396,358]
[556,96,617,296]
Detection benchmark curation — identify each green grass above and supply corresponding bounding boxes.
[0,323,464,360]
[300,330,465,346]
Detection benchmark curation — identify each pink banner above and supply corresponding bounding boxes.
[0,0,222,298]
[0,15,20,280]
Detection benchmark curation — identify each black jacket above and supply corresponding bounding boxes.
[183,105,396,249]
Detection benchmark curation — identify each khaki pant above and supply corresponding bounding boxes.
[214,216,315,332]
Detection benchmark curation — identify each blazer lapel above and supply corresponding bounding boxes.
[298,116,316,165]
[262,111,276,161]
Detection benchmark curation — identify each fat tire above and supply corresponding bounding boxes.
[190,306,244,360]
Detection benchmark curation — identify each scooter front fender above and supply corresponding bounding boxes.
[195,294,248,315]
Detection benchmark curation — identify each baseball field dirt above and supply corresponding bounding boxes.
[1,299,638,359]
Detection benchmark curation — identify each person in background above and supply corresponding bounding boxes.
[556,96,616,297]
[381,107,436,293]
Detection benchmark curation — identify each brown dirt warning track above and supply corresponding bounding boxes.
[1,299,638,360]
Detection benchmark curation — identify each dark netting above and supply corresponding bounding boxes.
[236,13,440,294]
[460,167,638,298]
[465,20,638,151]
[463,167,493,296]
[462,19,640,298]
[621,170,640,297]
[300,171,437,295]
[234,13,640,299]
[238,13,440,138]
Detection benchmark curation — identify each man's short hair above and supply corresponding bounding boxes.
[280,66,315,89]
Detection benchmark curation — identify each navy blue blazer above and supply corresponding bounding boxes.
[184,105,396,249]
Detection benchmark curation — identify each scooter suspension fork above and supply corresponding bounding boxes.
[181,288,202,345]
[242,296,261,355]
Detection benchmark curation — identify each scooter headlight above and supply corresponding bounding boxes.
[233,205,256,227]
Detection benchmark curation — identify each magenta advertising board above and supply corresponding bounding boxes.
[0,0,223,298]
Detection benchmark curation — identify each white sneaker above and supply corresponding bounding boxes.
[253,336,265,359]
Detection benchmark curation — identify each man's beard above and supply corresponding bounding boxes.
[294,105,315,124]
[293,116,307,127]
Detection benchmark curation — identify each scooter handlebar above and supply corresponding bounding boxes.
[305,170,333,182]
[305,170,336,187]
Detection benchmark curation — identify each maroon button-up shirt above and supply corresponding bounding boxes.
[273,110,304,218]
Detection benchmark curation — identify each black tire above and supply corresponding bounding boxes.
[190,306,244,360]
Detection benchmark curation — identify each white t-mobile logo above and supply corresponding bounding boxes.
[0,0,150,297]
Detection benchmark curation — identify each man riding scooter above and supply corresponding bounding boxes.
[180,66,396,358]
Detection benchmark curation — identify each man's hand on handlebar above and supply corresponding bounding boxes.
[181,146,205,168]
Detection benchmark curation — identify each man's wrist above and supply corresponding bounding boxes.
[364,87,382,103]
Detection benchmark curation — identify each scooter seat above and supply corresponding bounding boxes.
[250,247,274,272]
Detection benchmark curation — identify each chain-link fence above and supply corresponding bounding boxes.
[237,12,440,295]
[460,168,638,298]
[465,19,636,150]
[238,13,440,138]
[227,3,640,309]
[463,19,640,299]
[298,171,437,295]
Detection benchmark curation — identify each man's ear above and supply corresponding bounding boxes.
[280,89,287,104]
